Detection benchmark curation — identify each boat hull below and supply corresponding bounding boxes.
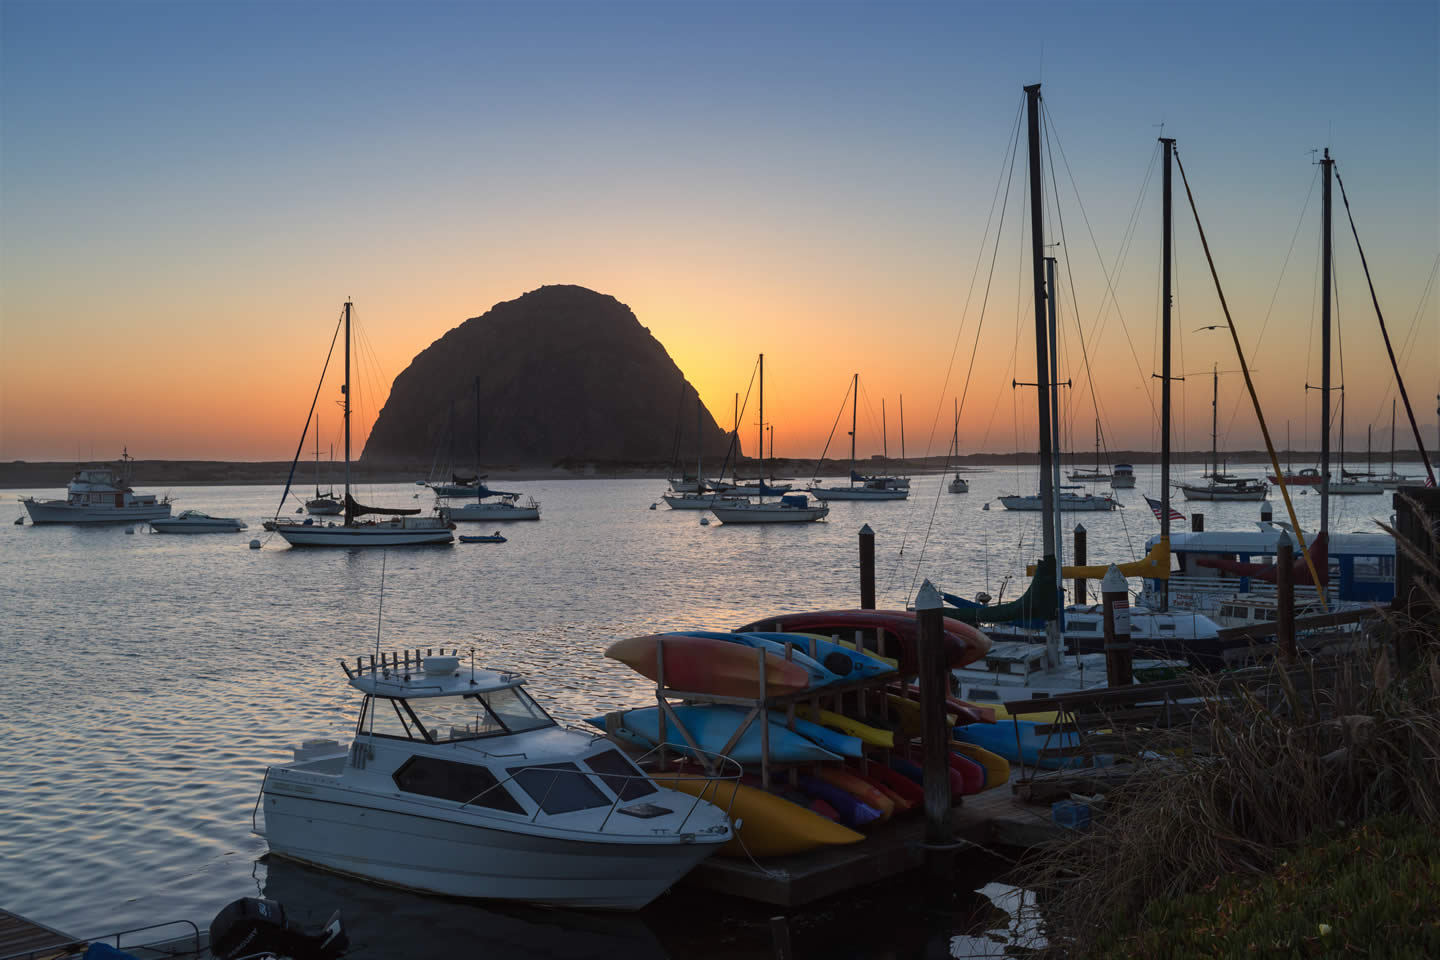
[809,487,907,501]
[447,502,540,521]
[1177,485,1267,501]
[150,520,245,533]
[21,499,172,524]
[709,503,828,523]
[261,791,719,910]
[274,522,453,546]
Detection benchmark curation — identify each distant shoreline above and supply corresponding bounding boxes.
[2,451,1425,490]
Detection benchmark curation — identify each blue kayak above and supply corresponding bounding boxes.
[797,775,881,828]
[586,705,841,765]
[672,631,842,688]
[741,632,896,681]
[953,720,1095,770]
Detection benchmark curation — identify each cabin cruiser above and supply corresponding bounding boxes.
[974,606,1226,669]
[1109,464,1136,489]
[150,510,247,533]
[256,653,732,909]
[444,493,542,521]
[953,641,1184,703]
[21,451,171,524]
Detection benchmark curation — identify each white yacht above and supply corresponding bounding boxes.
[257,653,733,910]
[21,451,172,524]
[998,492,1119,512]
[150,510,247,533]
[1109,464,1136,489]
[445,494,542,521]
[953,641,1183,704]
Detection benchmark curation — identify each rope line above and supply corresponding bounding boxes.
[1172,148,1328,609]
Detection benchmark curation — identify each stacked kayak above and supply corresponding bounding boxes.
[734,609,992,673]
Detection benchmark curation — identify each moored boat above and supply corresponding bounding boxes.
[256,652,733,909]
[21,450,172,524]
[150,510,247,533]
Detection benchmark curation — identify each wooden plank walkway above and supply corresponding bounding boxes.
[681,787,1065,907]
[0,909,81,960]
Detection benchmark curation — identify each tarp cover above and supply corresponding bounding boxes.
[943,555,1060,626]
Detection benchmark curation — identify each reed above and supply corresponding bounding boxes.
[1016,509,1440,957]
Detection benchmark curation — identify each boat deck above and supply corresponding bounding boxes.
[680,787,1064,907]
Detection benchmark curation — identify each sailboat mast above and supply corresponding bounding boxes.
[343,299,352,525]
[1319,148,1333,535]
[1209,366,1218,478]
[314,412,321,497]
[474,375,482,502]
[1024,83,1056,562]
[849,373,859,487]
[1159,136,1174,602]
[758,353,765,486]
[695,390,703,485]
[1391,398,1396,477]
[1046,256,1065,593]
[882,399,888,460]
[900,395,905,463]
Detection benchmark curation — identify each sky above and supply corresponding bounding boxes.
[2,0,1436,464]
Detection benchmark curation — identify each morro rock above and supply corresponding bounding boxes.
[362,285,734,467]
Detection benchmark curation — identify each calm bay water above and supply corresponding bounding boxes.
[0,467,1401,956]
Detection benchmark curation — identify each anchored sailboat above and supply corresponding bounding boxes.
[1176,366,1268,500]
[810,374,909,501]
[271,301,454,547]
[305,414,342,516]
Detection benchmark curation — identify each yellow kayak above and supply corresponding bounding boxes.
[975,701,1061,723]
[950,741,1011,789]
[653,773,863,857]
[884,694,957,735]
[795,705,895,748]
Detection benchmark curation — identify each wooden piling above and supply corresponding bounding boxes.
[859,524,875,610]
[1073,523,1088,604]
[1101,565,1133,686]
[1275,535,1296,662]
[915,580,953,875]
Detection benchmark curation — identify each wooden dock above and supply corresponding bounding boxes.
[0,909,81,960]
[681,787,1065,907]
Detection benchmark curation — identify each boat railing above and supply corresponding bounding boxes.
[458,743,742,838]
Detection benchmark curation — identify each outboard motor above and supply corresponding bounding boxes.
[209,898,348,960]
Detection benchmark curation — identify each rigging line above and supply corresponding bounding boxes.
[901,98,1027,603]
[1046,111,1160,423]
[1041,107,1139,557]
[714,357,760,482]
[1173,146,1328,610]
[811,377,855,478]
[274,305,345,520]
[1333,164,1436,482]
[1368,250,1438,424]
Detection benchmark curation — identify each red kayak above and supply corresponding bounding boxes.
[605,633,811,697]
[734,609,991,673]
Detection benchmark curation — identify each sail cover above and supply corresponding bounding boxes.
[346,493,422,518]
[943,556,1060,626]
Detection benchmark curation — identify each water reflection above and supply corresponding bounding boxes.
[259,857,669,960]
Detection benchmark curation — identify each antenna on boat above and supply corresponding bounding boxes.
[469,646,476,686]
[374,551,387,670]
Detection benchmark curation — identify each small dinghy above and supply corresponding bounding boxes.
[459,532,507,543]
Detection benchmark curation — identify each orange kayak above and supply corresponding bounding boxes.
[605,633,811,697]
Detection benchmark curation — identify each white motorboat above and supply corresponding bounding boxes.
[998,492,1119,512]
[1109,464,1136,489]
[21,450,172,524]
[150,510,247,533]
[978,604,1225,669]
[710,494,829,524]
[953,641,1183,704]
[256,653,733,909]
[270,302,453,547]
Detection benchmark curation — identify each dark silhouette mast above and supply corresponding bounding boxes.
[1024,83,1056,560]
[343,299,352,525]
[1320,148,1333,536]
[1159,136,1175,610]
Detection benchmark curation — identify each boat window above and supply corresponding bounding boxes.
[407,694,507,742]
[357,696,425,741]
[583,749,657,801]
[484,686,554,734]
[1067,621,1097,631]
[392,756,525,814]
[969,689,998,701]
[507,762,611,815]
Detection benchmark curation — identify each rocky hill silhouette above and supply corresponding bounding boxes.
[363,285,734,467]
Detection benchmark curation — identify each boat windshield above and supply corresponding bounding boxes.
[405,687,555,743]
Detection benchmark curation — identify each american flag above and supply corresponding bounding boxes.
[1146,496,1185,524]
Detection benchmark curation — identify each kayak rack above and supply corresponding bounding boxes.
[648,630,901,791]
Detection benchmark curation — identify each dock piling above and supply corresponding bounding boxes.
[1102,565,1133,685]
[859,524,875,609]
[915,580,954,876]
[1073,523,1087,604]
[1276,535,1296,662]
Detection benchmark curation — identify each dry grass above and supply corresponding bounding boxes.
[1017,502,1440,957]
